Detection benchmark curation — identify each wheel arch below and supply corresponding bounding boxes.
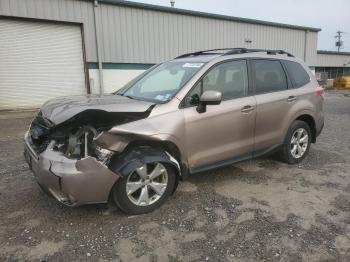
[294,114,316,143]
[123,139,187,178]
[107,141,186,199]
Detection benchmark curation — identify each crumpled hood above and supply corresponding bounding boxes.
[41,94,155,125]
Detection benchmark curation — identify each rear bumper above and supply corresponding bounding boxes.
[24,132,119,206]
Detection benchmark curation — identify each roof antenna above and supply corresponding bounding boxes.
[170,0,175,7]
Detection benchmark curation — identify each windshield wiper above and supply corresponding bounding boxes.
[117,93,135,99]
[124,95,136,100]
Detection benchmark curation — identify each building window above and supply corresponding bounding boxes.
[315,67,350,79]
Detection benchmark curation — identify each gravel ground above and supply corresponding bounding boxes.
[0,90,349,261]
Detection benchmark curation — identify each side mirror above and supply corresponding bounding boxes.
[197,90,222,113]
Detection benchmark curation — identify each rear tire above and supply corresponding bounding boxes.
[112,162,176,215]
[280,120,311,164]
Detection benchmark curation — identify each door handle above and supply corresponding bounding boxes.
[241,105,255,113]
[287,96,297,102]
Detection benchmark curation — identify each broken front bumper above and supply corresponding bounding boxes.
[24,132,119,206]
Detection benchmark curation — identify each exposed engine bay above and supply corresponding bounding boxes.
[29,109,151,164]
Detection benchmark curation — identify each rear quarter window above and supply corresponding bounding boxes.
[283,60,310,88]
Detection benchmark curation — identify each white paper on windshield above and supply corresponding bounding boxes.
[182,63,204,68]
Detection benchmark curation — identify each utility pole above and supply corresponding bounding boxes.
[170,0,175,7]
[335,31,344,52]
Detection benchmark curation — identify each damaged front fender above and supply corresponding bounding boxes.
[94,131,161,153]
[94,132,136,153]
[93,109,187,178]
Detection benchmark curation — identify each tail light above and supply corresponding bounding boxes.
[316,87,324,96]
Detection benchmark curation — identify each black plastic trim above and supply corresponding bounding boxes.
[190,144,282,174]
[109,147,181,178]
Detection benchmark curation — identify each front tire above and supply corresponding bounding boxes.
[280,120,311,164]
[112,162,176,215]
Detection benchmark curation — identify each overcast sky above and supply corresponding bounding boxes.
[134,0,350,52]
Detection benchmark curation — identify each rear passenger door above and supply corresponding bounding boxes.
[251,59,296,154]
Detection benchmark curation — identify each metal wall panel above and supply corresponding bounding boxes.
[0,0,318,65]
[316,53,350,67]
[96,3,317,65]
[305,32,318,66]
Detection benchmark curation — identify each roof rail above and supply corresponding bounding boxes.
[223,48,294,57]
[175,48,294,59]
[175,48,233,59]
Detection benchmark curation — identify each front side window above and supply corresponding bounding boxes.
[118,62,204,103]
[252,60,288,94]
[184,60,248,106]
[282,60,310,88]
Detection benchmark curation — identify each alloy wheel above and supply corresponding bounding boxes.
[126,163,168,206]
[290,128,309,159]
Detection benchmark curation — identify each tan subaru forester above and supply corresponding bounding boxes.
[24,48,324,214]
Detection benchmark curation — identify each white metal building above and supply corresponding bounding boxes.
[316,50,350,78]
[0,0,349,110]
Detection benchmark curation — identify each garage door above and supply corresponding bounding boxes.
[0,19,86,110]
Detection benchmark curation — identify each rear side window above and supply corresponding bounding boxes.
[252,60,288,94]
[283,60,310,88]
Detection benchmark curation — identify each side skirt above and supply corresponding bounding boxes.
[189,144,282,175]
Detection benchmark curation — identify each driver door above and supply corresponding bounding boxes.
[182,60,256,172]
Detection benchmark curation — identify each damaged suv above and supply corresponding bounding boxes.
[24,48,324,214]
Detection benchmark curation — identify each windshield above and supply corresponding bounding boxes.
[118,61,204,103]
